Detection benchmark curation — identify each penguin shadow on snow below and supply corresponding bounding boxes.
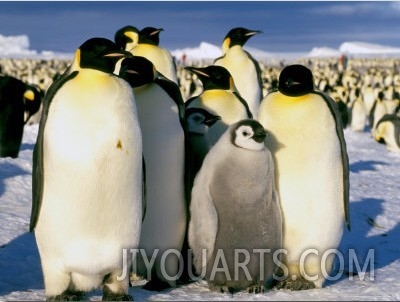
[0,232,43,296]
[326,197,400,287]
[0,161,30,197]
[349,160,388,174]
[19,142,35,153]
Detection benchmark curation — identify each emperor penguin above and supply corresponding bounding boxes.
[369,91,388,137]
[214,27,263,117]
[349,89,368,132]
[0,76,42,158]
[189,119,282,294]
[30,38,142,301]
[373,113,400,153]
[118,56,187,291]
[114,25,178,84]
[257,64,350,290]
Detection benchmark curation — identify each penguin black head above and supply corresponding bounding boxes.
[231,119,267,150]
[23,85,43,123]
[114,25,140,50]
[185,65,234,91]
[119,56,156,88]
[77,37,131,74]
[222,27,262,50]
[139,27,164,46]
[278,64,315,97]
[185,107,221,134]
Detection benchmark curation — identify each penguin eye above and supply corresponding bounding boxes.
[242,131,249,137]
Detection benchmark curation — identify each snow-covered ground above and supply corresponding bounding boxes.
[0,121,399,301]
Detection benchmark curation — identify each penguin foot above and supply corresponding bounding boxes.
[47,289,85,301]
[102,286,133,301]
[142,278,171,291]
[247,284,265,294]
[272,276,316,291]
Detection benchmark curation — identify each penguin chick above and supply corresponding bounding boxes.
[184,107,221,193]
[189,119,282,294]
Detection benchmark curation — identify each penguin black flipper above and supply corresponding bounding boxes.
[314,91,351,231]
[142,156,147,222]
[233,91,253,119]
[154,75,186,126]
[30,71,79,232]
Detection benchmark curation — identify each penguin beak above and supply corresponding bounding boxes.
[246,30,262,37]
[252,128,267,143]
[151,28,164,36]
[204,115,221,127]
[104,50,132,59]
[185,67,209,78]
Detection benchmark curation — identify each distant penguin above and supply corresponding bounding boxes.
[30,38,142,301]
[369,91,388,136]
[118,56,187,291]
[362,84,376,114]
[214,27,263,117]
[373,113,400,153]
[115,25,178,84]
[189,119,282,294]
[349,92,368,132]
[336,100,349,129]
[258,64,350,290]
[0,75,42,158]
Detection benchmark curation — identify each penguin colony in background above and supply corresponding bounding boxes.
[1,24,400,299]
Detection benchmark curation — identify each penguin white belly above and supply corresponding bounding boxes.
[134,84,186,284]
[362,88,375,113]
[260,94,344,286]
[36,71,142,290]
[215,46,260,116]
[351,100,367,132]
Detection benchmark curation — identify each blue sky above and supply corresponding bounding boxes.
[1,1,400,53]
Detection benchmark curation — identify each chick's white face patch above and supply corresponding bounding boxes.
[233,125,265,151]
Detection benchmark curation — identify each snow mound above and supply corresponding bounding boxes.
[339,41,400,55]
